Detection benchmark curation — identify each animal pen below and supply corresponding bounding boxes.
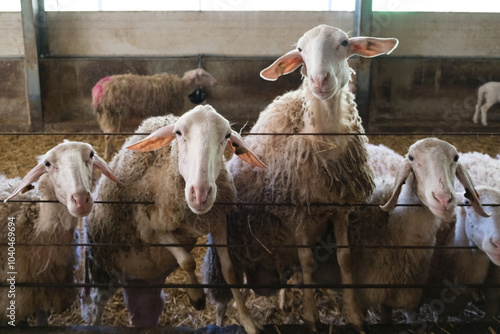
[1,1,500,334]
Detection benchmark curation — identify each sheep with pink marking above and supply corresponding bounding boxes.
[92,68,217,160]
[0,141,120,325]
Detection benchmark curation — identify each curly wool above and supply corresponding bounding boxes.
[93,73,187,132]
[85,115,236,280]
[224,82,374,276]
[0,175,80,324]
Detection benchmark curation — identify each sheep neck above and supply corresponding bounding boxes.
[300,79,349,135]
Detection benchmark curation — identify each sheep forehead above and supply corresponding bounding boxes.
[44,141,93,163]
[299,25,347,48]
[176,105,230,138]
[408,138,457,162]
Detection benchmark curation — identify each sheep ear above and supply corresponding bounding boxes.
[93,154,123,187]
[456,163,490,217]
[126,124,176,152]
[348,37,399,58]
[380,159,411,212]
[260,50,304,81]
[228,130,267,168]
[4,163,47,202]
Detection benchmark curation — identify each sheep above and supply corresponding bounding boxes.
[421,150,500,321]
[343,138,489,323]
[92,68,218,160]
[367,143,404,179]
[454,151,500,191]
[473,81,500,126]
[0,141,120,326]
[203,24,398,331]
[81,105,265,334]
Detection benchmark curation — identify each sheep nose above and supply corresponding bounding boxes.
[310,73,328,89]
[491,238,500,249]
[190,185,212,206]
[432,191,452,207]
[71,192,90,208]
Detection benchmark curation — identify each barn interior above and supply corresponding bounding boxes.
[0,0,499,333]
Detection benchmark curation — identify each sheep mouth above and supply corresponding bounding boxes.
[188,202,214,215]
[429,206,455,222]
[311,88,336,100]
[486,252,500,266]
[70,205,93,218]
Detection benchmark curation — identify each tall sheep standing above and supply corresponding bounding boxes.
[92,68,218,160]
[0,141,120,325]
[203,24,398,331]
[82,105,265,334]
[473,81,500,126]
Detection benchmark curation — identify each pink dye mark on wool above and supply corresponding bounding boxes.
[92,76,111,107]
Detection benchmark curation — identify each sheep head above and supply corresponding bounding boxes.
[260,24,398,100]
[127,104,265,215]
[4,141,121,217]
[182,68,218,88]
[464,186,500,265]
[380,138,489,222]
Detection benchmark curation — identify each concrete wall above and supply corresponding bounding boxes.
[0,11,499,132]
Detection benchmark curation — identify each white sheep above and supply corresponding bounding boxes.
[367,143,404,179]
[422,150,500,321]
[92,68,218,160]
[473,81,500,126]
[203,24,398,331]
[349,138,488,323]
[0,141,120,326]
[81,105,265,334]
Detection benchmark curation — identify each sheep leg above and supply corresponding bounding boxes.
[473,103,481,124]
[122,277,166,327]
[296,233,321,332]
[334,217,365,332]
[380,304,392,324]
[104,134,115,161]
[480,103,493,126]
[81,249,119,325]
[211,222,262,334]
[160,232,206,310]
[35,310,48,326]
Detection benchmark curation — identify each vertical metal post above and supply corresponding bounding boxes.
[32,0,49,57]
[21,0,43,131]
[353,0,373,129]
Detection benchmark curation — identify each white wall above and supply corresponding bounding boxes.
[0,13,23,57]
[1,11,499,58]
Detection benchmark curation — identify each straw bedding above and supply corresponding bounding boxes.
[0,132,497,328]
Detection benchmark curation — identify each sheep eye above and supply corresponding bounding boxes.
[225,133,231,139]
[90,151,94,159]
[298,47,302,52]
[408,155,414,161]
[44,161,51,167]
[341,40,349,47]
[175,130,182,136]
[454,155,459,162]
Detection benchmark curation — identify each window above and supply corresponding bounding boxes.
[373,0,500,12]
[42,0,355,12]
[0,1,20,11]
